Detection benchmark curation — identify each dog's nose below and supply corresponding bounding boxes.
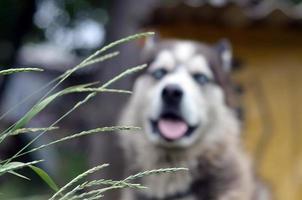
[162,84,183,105]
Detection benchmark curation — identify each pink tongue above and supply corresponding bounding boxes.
[158,119,188,140]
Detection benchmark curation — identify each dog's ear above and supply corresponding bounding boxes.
[214,39,232,73]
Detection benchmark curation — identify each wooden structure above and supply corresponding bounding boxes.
[144,2,302,199]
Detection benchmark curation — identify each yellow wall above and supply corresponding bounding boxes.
[237,46,302,200]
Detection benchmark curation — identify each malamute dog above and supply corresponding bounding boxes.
[119,37,268,200]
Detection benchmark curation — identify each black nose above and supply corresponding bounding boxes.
[162,84,183,105]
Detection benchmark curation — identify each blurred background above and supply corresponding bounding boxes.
[0,0,302,199]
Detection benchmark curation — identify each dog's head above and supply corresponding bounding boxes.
[129,37,237,148]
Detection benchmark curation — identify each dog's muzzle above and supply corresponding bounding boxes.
[150,84,197,142]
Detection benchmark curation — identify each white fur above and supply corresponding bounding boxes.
[173,43,195,63]
[149,50,175,71]
[187,55,213,78]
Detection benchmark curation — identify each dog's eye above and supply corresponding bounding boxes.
[193,73,210,85]
[151,68,168,80]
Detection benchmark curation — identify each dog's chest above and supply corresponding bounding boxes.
[136,170,216,200]
[135,152,238,200]
[141,164,194,199]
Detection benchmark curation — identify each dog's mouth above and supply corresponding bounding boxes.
[150,112,197,141]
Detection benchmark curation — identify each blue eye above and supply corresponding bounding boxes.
[193,73,210,85]
[151,68,167,80]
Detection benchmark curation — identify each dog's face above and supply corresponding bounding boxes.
[132,38,233,148]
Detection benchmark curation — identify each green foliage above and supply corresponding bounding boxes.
[0,32,188,199]
[6,83,98,136]
[29,165,60,192]
[50,166,187,200]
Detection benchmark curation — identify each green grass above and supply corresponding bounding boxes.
[0,32,188,199]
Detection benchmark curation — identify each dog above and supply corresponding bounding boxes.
[119,37,269,200]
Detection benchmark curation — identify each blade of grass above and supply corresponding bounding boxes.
[0,160,43,175]
[49,32,153,105]
[53,32,153,98]
[51,88,132,95]
[0,77,58,121]
[45,32,153,109]
[124,168,189,182]
[85,194,104,200]
[0,82,98,139]
[1,88,130,142]
[0,50,118,123]
[0,68,43,76]
[2,64,146,166]
[100,64,147,88]
[67,185,123,200]
[79,32,154,65]
[2,127,58,137]
[49,164,109,200]
[84,179,146,189]
[13,126,140,160]
[76,51,119,70]
[8,171,30,180]
[0,32,153,129]
[47,51,120,105]
[58,168,186,200]
[59,179,145,200]
[29,165,59,192]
